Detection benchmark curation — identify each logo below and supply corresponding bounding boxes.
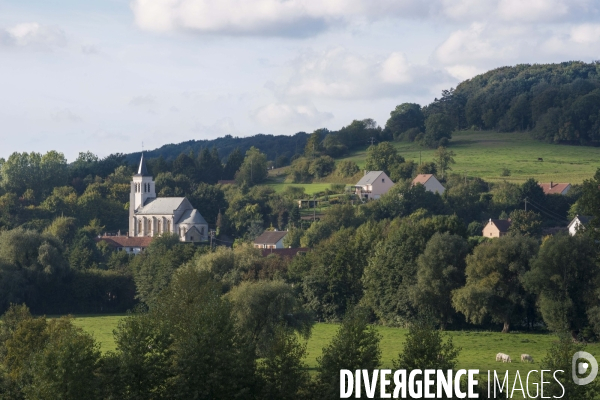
[572,351,598,386]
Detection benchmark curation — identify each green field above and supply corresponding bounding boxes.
[265,182,336,195]
[342,131,600,184]
[72,315,600,375]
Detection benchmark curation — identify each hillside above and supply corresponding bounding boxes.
[339,130,600,184]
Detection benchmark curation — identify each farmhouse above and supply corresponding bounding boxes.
[352,171,394,200]
[539,182,571,195]
[482,218,512,238]
[568,215,592,236]
[253,230,288,249]
[411,174,445,194]
[128,154,209,243]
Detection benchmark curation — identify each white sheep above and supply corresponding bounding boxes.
[521,354,533,363]
[502,354,512,363]
[496,353,504,362]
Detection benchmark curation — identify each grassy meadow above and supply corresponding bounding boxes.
[72,314,600,375]
[342,130,600,184]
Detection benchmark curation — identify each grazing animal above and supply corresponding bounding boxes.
[496,353,507,362]
[538,158,543,161]
[502,354,512,363]
[521,354,533,363]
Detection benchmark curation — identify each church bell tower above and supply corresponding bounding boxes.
[129,154,156,236]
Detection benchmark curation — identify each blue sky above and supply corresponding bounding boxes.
[1,0,600,161]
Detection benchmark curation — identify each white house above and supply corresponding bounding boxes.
[128,154,209,243]
[353,171,394,200]
[254,231,288,249]
[412,174,445,194]
[568,215,592,236]
[539,182,571,195]
[95,235,152,255]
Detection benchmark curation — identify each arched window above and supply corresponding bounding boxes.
[166,220,171,233]
[138,219,142,234]
[200,227,204,235]
[157,219,162,234]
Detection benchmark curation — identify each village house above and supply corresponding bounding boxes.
[411,174,445,194]
[253,230,288,249]
[95,234,152,255]
[539,182,571,195]
[482,218,512,238]
[352,171,394,200]
[568,215,592,236]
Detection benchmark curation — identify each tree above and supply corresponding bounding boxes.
[393,318,459,372]
[423,114,453,148]
[256,326,311,400]
[452,234,538,332]
[235,147,268,186]
[384,103,425,139]
[223,147,244,180]
[520,178,546,209]
[538,334,600,399]
[307,156,335,179]
[305,129,324,158]
[508,209,542,237]
[523,233,600,338]
[433,146,455,179]
[335,160,359,178]
[316,307,381,399]
[365,142,405,176]
[227,280,313,357]
[411,233,469,328]
[24,317,101,400]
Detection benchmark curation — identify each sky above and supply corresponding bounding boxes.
[1,0,600,161]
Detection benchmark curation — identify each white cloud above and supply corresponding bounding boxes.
[570,24,600,44]
[130,0,430,36]
[1,23,66,49]
[251,102,333,128]
[129,95,156,106]
[274,48,450,101]
[51,109,82,123]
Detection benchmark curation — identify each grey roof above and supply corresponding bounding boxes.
[577,215,593,224]
[136,197,186,215]
[490,219,512,233]
[177,209,208,225]
[136,153,149,176]
[356,171,384,186]
[254,231,288,245]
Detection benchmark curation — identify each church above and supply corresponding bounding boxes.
[128,154,209,243]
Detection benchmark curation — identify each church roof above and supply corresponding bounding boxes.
[136,197,187,215]
[135,153,150,176]
[177,209,208,225]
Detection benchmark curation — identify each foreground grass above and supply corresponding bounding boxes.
[73,315,600,375]
[342,130,600,184]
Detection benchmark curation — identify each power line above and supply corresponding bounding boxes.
[522,198,570,223]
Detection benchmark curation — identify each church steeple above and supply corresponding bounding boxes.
[136,153,149,176]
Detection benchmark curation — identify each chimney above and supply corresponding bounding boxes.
[550,181,553,188]
[364,170,370,176]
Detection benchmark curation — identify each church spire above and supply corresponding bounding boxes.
[136,153,149,176]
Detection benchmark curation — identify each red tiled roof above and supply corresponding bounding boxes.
[412,174,433,185]
[96,236,153,248]
[261,248,309,258]
[539,182,570,195]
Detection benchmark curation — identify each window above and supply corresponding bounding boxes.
[129,247,133,252]
[166,220,171,233]
[200,227,204,235]
[138,220,142,234]
[190,236,194,241]
[382,178,385,183]
[157,219,162,233]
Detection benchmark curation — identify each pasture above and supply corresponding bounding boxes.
[342,131,600,184]
[72,315,600,375]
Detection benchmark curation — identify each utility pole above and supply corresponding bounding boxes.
[525,198,527,212]
[419,150,422,165]
[313,195,316,222]
[369,137,375,146]
[209,229,215,249]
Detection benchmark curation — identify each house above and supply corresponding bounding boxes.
[539,182,571,195]
[568,215,592,236]
[482,218,512,238]
[95,235,153,255]
[298,199,319,208]
[352,171,394,200]
[128,154,209,243]
[253,231,288,249]
[411,174,445,194]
